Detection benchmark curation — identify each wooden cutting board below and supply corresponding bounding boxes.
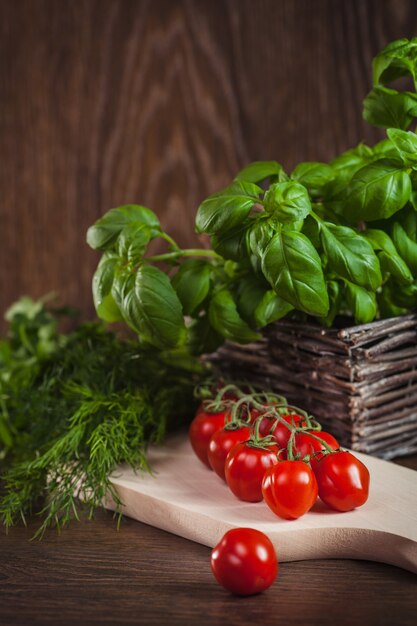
[104,433,417,573]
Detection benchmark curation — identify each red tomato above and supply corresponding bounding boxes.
[258,413,307,446]
[225,442,279,502]
[211,528,278,596]
[262,461,318,519]
[188,410,228,468]
[208,425,252,480]
[291,431,339,470]
[314,451,370,512]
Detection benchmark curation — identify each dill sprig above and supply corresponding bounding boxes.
[0,297,201,537]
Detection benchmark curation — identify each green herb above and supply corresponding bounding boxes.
[0,298,200,537]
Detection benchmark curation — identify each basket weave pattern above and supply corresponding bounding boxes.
[212,313,417,459]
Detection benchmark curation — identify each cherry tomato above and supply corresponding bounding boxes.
[225,442,279,502]
[291,431,339,470]
[314,451,370,512]
[211,528,278,596]
[208,425,252,480]
[188,410,228,468]
[259,413,306,447]
[262,460,318,519]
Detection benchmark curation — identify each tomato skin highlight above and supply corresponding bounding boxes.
[262,461,318,519]
[188,411,228,468]
[291,431,339,469]
[208,425,252,480]
[210,528,278,596]
[225,442,279,502]
[314,451,370,512]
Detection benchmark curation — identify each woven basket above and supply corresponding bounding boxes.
[211,313,417,459]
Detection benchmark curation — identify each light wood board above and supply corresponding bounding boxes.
[104,433,417,573]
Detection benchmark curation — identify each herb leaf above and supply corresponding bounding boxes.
[209,288,261,343]
[261,230,329,316]
[339,159,411,222]
[123,266,186,349]
[319,223,382,290]
[235,161,286,184]
[363,228,413,284]
[87,205,160,251]
[344,281,377,324]
[195,181,262,235]
[264,181,312,223]
[172,260,211,315]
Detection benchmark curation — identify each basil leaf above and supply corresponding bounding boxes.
[340,159,411,222]
[261,231,329,317]
[235,161,287,184]
[195,181,261,235]
[387,128,417,165]
[264,181,312,223]
[378,284,408,319]
[373,138,400,158]
[171,260,211,315]
[209,288,261,343]
[363,87,417,130]
[87,205,160,251]
[321,280,342,328]
[211,222,250,261]
[254,290,293,326]
[373,38,417,86]
[111,268,135,310]
[320,223,382,290]
[187,315,224,356]
[344,281,377,324]
[390,280,417,308]
[123,265,186,349]
[392,221,417,274]
[363,228,413,284]
[326,146,373,201]
[235,274,270,326]
[117,223,151,264]
[291,162,334,196]
[248,220,275,257]
[92,254,123,323]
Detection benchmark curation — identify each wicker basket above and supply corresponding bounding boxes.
[212,313,417,459]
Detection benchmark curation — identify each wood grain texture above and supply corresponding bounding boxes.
[0,503,416,626]
[2,0,417,326]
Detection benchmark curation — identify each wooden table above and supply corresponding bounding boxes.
[1,456,417,626]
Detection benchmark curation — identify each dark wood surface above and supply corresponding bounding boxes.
[0,454,416,626]
[2,0,417,327]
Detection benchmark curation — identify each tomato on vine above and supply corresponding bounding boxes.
[259,413,307,447]
[262,460,318,519]
[291,430,339,469]
[225,441,280,502]
[314,451,370,512]
[211,528,278,596]
[208,424,252,480]
[188,408,229,468]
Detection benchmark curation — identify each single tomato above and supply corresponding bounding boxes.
[225,441,279,502]
[188,410,229,468]
[208,424,252,480]
[259,413,306,446]
[262,460,318,519]
[211,527,278,596]
[314,451,370,512]
[291,430,339,470]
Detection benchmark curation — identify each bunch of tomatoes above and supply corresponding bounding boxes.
[189,381,371,595]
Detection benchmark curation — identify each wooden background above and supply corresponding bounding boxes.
[1,0,417,328]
